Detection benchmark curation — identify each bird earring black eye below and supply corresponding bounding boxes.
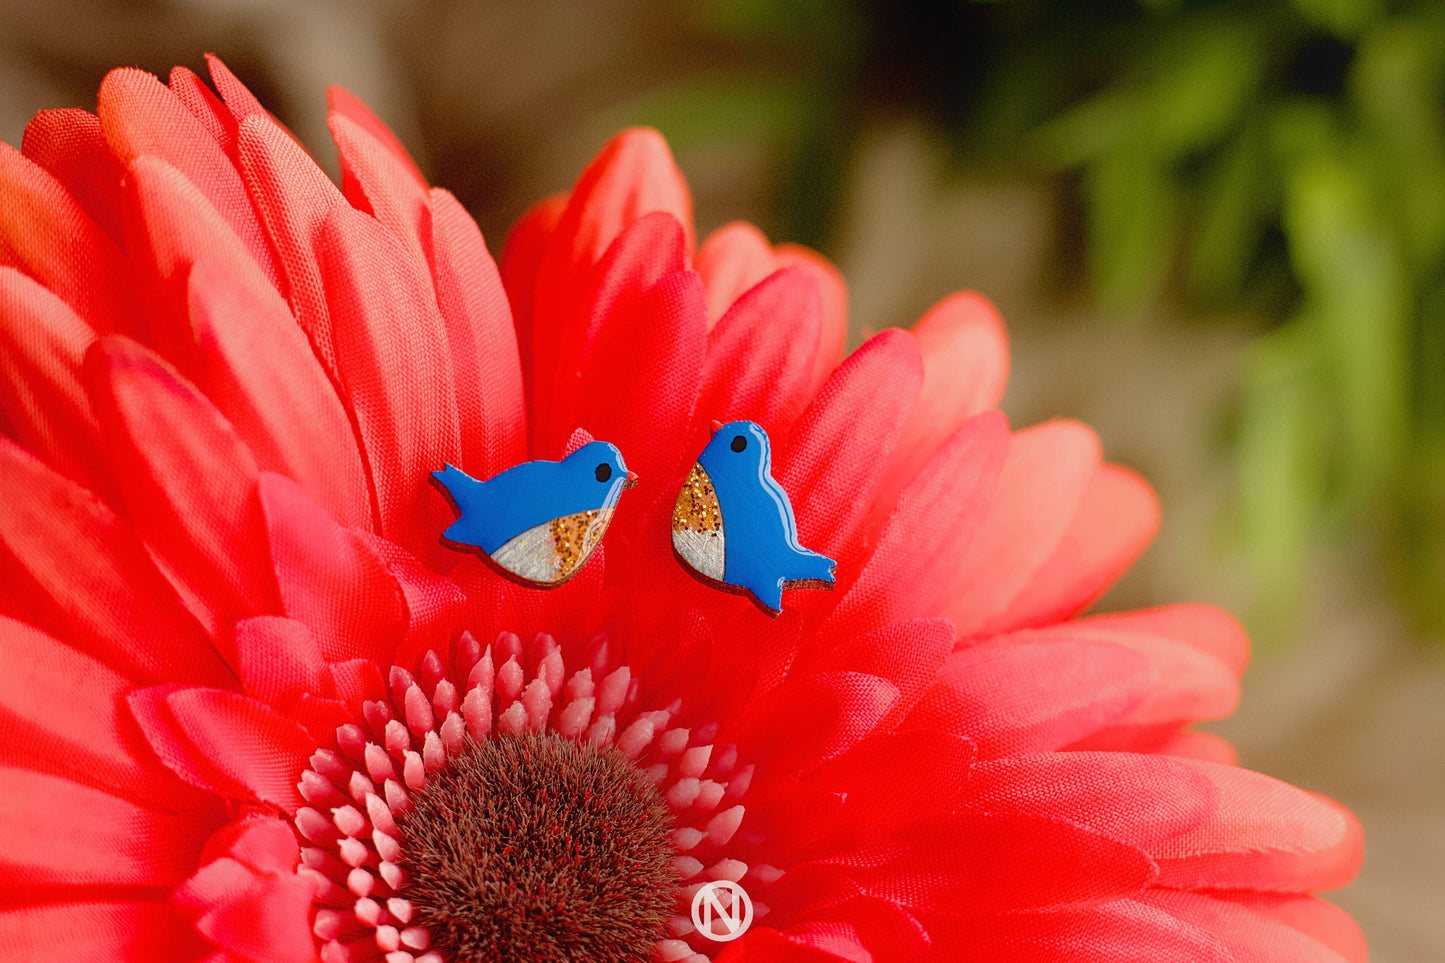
[595,463,612,482]
[730,435,747,453]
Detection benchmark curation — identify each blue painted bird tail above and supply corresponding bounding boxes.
[789,547,838,586]
[430,464,484,528]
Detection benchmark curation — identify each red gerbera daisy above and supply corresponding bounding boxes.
[0,56,1364,962]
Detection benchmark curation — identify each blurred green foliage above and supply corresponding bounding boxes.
[637,0,1445,640]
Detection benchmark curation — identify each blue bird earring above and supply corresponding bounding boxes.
[672,419,836,616]
[432,441,637,588]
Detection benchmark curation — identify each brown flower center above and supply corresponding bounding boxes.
[397,731,680,962]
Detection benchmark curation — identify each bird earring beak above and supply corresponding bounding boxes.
[624,470,639,490]
[711,419,724,433]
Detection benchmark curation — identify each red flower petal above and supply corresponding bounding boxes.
[964,751,1216,848]
[906,638,1150,758]
[777,328,923,571]
[696,220,776,328]
[205,54,268,125]
[0,268,110,496]
[258,471,406,665]
[873,291,1009,519]
[235,112,346,375]
[233,616,331,709]
[822,411,1009,637]
[925,898,1231,962]
[327,84,427,188]
[1001,463,1160,629]
[0,141,134,334]
[577,263,708,496]
[97,67,279,288]
[805,617,956,727]
[535,210,688,455]
[318,201,461,560]
[696,266,823,444]
[195,872,319,963]
[427,186,527,478]
[1071,602,1250,676]
[773,243,848,390]
[858,810,1156,915]
[499,191,567,391]
[0,766,212,887]
[944,419,1102,638]
[329,109,430,270]
[1227,893,1368,963]
[169,66,239,156]
[0,901,204,959]
[0,439,231,686]
[735,671,899,781]
[1149,760,1364,892]
[185,258,371,529]
[85,336,277,635]
[0,616,214,810]
[19,108,127,249]
[809,728,976,832]
[134,686,314,813]
[1141,890,1361,963]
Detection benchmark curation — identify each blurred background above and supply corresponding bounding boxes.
[2,0,1441,957]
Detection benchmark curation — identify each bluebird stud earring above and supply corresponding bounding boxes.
[432,441,637,588]
[672,419,836,616]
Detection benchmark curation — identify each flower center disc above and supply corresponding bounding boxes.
[397,730,680,962]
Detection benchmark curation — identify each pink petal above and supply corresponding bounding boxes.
[85,336,278,635]
[205,54,268,125]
